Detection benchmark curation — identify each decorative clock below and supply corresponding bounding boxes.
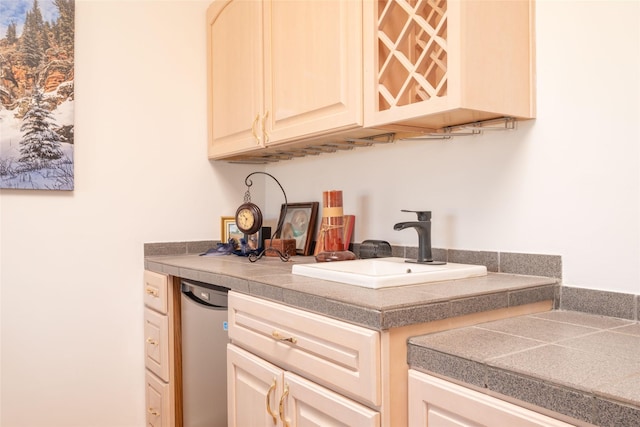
[235,202,263,235]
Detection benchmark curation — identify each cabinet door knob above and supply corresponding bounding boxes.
[145,287,159,297]
[146,337,158,345]
[266,377,278,425]
[147,407,159,416]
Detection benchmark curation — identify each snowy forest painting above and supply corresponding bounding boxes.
[0,0,74,190]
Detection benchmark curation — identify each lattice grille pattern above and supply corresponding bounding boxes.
[377,0,448,111]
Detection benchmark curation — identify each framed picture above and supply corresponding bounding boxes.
[276,202,319,255]
[221,216,244,247]
[245,227,271,251]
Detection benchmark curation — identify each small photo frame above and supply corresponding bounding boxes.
[221,216,244,247]
[276,202,319,255]
[245,226,271,251]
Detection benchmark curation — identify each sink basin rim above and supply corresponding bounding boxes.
[291,257,487,289]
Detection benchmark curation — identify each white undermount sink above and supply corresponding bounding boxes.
[291,257,487,289]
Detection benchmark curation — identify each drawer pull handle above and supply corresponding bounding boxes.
[266,377,277,424]
[272,330,297,344]
[146,337,158,346]
[279,383,290,427]
[147,407,159,416]
[145,287,159,297]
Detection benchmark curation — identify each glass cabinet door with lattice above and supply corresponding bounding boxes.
[363,0,535,131]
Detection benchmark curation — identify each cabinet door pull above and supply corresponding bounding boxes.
[251,114,261,144]
[146,337,158,346]
[147,407,159,416]
[145,287,159,297]
[279,383,290,427]
[272,330,297,344]
[262,111,270,144]
[266,377,278,424]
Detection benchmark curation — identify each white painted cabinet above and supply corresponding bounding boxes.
[143,270,181,427]
[408,370,574,427]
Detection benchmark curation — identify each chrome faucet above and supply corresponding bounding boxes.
[393,210,446,265]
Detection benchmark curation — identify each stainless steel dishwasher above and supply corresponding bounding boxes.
[180,279,229,427]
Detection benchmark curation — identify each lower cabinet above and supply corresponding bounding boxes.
[228,344,379,426]
[228,291,553,427]
[143,270,181,427]
[408,370,574,427]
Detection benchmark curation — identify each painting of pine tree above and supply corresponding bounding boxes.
[0,0,75,190]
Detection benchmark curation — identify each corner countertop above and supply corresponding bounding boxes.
[144,253,557,330]
[408,311,640,426]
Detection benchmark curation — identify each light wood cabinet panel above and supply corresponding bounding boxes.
[207,0,264,157]
[207,0,363,160]
[146,371,170,427]
[144,270,169,315]
[363,0,535,130]
[145,307,170,382]
[264,0,362,144]
[228,291,380,406]
[143,271,181,427]
[285,371,379,427]
[227,343,379,427]
[408,370,574,427]
[207,0,535,163]
[227,344,284,427]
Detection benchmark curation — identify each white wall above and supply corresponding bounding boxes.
[0,1,258,426]
[265,0,640,295]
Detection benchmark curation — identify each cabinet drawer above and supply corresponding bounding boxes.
[145,370,170,427]
[228,292,381,406]
[144,270,169,314]
[144,308,170,382]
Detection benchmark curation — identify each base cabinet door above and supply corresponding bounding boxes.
[285,372,379,427]
[227,344,284,426]
[228,344,379,427]
[408,370,574,427]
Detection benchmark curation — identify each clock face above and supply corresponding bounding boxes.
[235,203,262,235]
[237,208,255,229]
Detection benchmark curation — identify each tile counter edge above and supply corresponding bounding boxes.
[144,253,558,330]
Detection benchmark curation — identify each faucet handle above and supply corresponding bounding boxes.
[401,210,431,221]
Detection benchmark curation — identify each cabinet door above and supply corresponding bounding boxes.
[227,344,284,427]
[284,372,380,427]
[264,0,362,145]
[207,0,265,158]
[364,0,535,129]
[408,370,573,427]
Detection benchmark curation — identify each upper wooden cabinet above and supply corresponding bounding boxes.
[207,0,535,162]
[364,0,535,130]
[207,0,363,159]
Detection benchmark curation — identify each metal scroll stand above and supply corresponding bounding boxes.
[243,172,290,263]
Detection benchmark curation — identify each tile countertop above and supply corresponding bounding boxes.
[144,253,557,330]
[408,311,640,426]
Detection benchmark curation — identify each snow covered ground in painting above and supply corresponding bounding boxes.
[0,98,74,191]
